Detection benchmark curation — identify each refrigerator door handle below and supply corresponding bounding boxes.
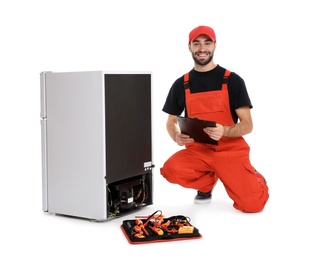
[40,72,48,118]
[40,71,49,212]
[41,118,48,211]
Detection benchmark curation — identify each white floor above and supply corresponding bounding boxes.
[2,160,313,260]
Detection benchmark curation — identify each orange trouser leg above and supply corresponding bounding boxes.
[160,145,218,193]
[211,149,269,213]
[160,144,269,212]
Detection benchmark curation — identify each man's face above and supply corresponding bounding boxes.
[189,35,216,66]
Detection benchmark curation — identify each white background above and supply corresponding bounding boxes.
[1,0,313,259]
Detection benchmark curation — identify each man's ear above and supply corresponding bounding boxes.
[188,43,192,52]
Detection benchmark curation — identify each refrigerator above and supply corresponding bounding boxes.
[40,71,153,221]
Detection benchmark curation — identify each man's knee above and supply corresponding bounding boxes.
[235,192,269,213]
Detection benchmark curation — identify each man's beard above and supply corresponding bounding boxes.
[192,52,214,66]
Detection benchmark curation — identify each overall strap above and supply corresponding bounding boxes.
[222,69,231,89]
[183,73,190,89]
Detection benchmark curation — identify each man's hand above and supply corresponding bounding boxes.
[175,133,194,146]
[203,123,224,141]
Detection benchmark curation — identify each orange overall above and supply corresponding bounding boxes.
[160,70,269,212]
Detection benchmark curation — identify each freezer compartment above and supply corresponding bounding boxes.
[107,172,153,218]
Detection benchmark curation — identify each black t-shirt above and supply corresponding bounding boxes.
[162,65,252,123]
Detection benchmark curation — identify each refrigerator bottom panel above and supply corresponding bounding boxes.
[45,172,153,221]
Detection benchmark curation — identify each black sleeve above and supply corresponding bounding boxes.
[228,72,253,122]
[162,76,186,116]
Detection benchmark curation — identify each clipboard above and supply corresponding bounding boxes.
[176,116,218,145]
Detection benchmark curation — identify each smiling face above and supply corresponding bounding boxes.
[189,34,216,69]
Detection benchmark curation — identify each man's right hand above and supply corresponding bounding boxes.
[175,133,194,146]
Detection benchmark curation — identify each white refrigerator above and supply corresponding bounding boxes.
[40,71,153,221]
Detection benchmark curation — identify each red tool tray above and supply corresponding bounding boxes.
[120,210,202,244]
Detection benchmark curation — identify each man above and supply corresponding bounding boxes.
[160,25,269,213]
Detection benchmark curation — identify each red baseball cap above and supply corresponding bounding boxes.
[189,26,216,43]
